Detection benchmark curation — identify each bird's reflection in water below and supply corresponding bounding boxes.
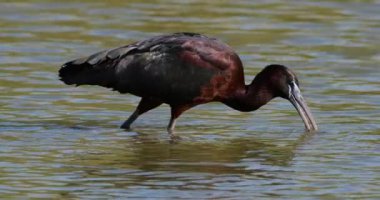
[68,128,316,185]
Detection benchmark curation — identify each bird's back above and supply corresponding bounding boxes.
[59,33,245,105]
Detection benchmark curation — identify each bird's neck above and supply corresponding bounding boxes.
[223,81,275,112]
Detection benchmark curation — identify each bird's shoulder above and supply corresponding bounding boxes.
[132,32,244,74]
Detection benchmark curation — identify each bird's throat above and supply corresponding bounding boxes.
[222,84,274,112]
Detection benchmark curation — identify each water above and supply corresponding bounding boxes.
[0,0,379,199]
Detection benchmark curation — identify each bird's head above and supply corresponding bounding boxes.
[256,64,318,131]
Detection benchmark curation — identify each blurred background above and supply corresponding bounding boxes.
[0,0,379,199]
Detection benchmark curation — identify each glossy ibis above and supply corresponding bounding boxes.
[59,32,318,134]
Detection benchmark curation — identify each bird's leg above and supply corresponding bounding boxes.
[120,109,140,129]
[120,97,162,130]
[167,117,183,141]
[167,116,177,134]
[167,105,192,138]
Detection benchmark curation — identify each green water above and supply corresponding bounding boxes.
[0,0,379,199]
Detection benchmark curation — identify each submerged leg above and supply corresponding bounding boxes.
[120,97,162,129]
[120,109,140,129]
[167,116,177,134]
[167,105,192,136]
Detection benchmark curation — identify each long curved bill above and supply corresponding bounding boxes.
[289,83,318,131]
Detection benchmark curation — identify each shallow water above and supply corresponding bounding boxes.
[0,0,379,199]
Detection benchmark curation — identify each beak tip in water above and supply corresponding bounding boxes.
[288,83,318,133]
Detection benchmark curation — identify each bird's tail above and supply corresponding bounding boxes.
[58,50,117,88]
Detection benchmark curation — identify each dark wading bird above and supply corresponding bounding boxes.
[59,32,318,135]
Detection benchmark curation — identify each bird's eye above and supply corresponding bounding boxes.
[289,80,296,88]
[287,80,297,98]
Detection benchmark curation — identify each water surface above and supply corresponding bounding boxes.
[0,0,379,199]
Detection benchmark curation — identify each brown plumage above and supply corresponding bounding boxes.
[59,32,318,135]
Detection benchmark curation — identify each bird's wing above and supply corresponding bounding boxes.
[59,33,211,87]
[69,32,212,66]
